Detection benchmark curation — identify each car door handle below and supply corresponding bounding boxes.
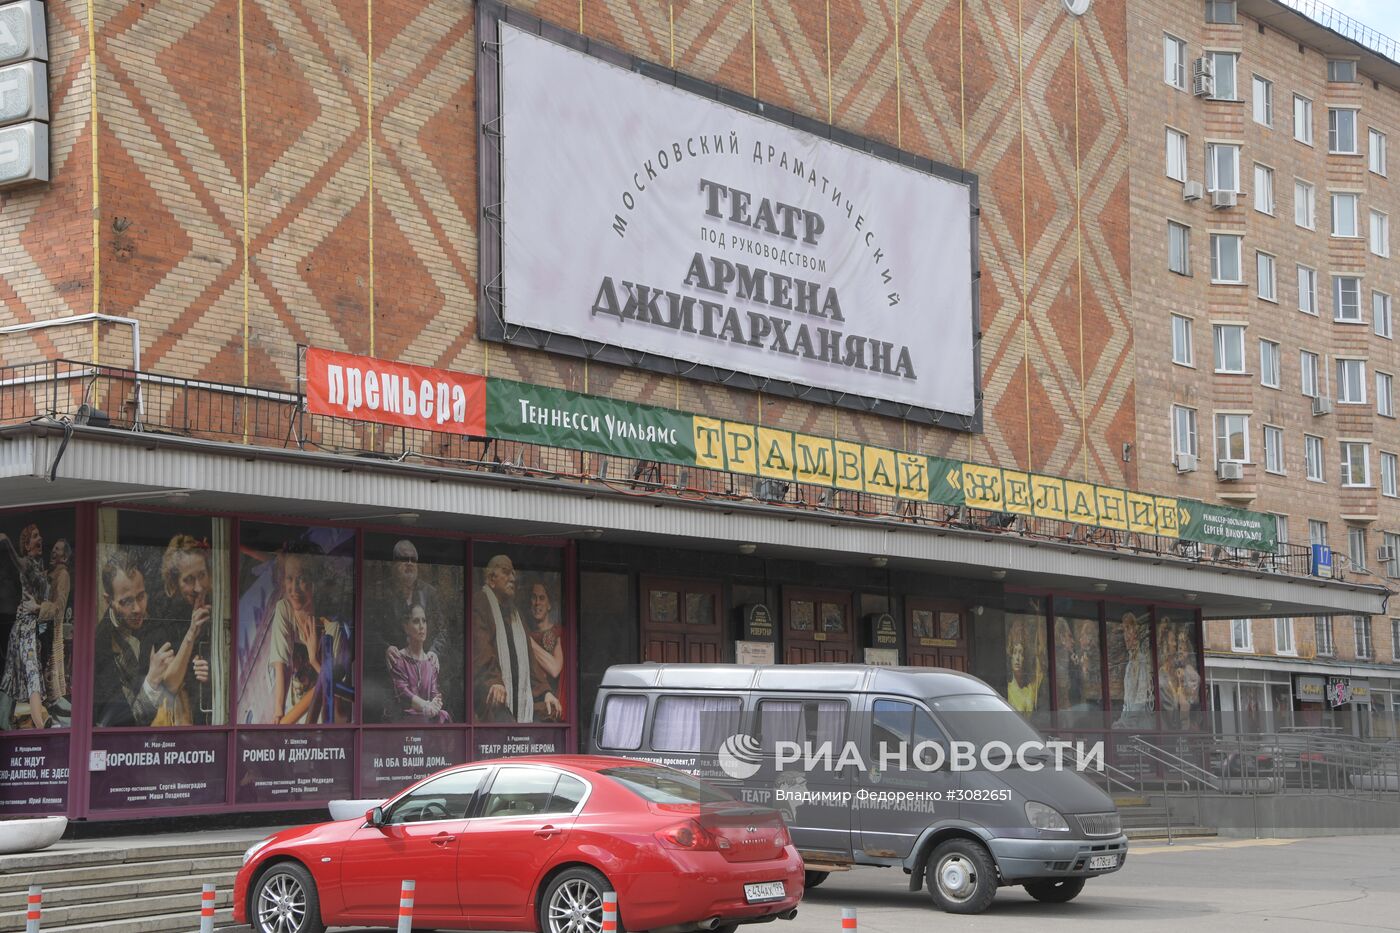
[431,834,456,846]
[533,826,561,838]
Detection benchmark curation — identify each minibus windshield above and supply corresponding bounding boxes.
[928,693,1046,749]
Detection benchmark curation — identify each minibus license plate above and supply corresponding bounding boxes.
[1088,854,1118,870]
[744,882,786,903]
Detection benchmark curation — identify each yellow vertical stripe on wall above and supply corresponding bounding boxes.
[238,0,250,441]
[1018,0,1031,470]
[893,0,901,147]
[825,0,832,123]
[367,0,376,357]
[962,0,971,463]
[669,2,675,67]
[1075,19,1087,480]
[751,0,757,98]
[87,0,99,361]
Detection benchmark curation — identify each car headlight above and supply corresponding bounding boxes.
[242,837,273,866]
[1024,800,1070,832]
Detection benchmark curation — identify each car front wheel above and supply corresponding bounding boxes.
[925,839,997,914]
[540,866,620,933]
[251,862,324,933]
[1023,878,1085,903]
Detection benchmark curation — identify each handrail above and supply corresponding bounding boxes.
[1128,736,1221,790]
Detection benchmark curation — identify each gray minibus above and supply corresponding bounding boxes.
[589,663,1127,914]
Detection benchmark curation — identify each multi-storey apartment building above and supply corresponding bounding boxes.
[1130,0,1400,736]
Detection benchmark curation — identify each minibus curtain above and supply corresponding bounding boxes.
[652,696,741,752]
[599,694,648,749]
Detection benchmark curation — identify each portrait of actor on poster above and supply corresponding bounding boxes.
[0,509,74,732]
[236,523,355,725]
[362,534,465,725]
[1004,603,1049,717]
[1109,606,1156,730]
[93,510,231,728]
[471,544,565,724]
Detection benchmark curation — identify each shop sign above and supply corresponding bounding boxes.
[0,732,67,816]
[1295,675,1325,702]
[235,730,354,805]
[304,347,487,437]
[863,647,899,667]
[491,22,976,419]
[475,730,565,760]
[736,640,776,665]
[869,612,899,648]
[1312,545,1334,579]
[1326,677,1356,708]
[89,731,225,810]
[360,730,465,797]
[741,604,775,642]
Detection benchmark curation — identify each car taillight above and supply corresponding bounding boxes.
[657,819,719,851]
[773,824,790,847]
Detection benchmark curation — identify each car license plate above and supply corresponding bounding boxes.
[744,882,786,903]
[1088,854,1118,871]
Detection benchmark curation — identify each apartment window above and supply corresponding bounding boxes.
[1264,424,1285,473]
[1231,620,1253,652]
[1375,291,1392,338]
[1208,52,1237,100]
[1331,193,1359,237]
[1168,221,1191,274]
[1328,59,1358,83]
[1372,210,1390,257]
[1294,180,1315,228]
[1211,234,1242,283]
[1385,532,1400,575]
[1341,441,1371,487]
[1378,371,1394,417]
[1207,143,1240,192]
[1252,75,1272,126]
[1254,253,1275,302]
[1259,339,1280,387]
[1350,529,1369,573]
[1298,265,1318,314]
[1384,452,1399,497]
[1253,164,1274,214]
[1172,314,1194,366]
[1164,35,1188,90]
[1275,618,1296,655]
[1294,95,1313,144]
[1371,128,1388,175]
[1275,514,1289,556]
[1356,616,1374,659]
[1334,275,1362,321]
[1166,127,1188,181]
[1310,519,1330,548]
[1329,108,1358,154]
[1214,324,1246,372]
[1315,616,1335,656]
[1215,412,1249,463]
[1300,350,1320,398]
[1205,0,1237,24]
[1172,405,1199,464]
[1337,358,1366,403]
[1305,434,1324,481]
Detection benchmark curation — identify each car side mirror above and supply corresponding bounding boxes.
[366,806,385,827]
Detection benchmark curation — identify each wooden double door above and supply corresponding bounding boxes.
[905,597,969,671]
[640,576,723,662]
[782,587,855,663]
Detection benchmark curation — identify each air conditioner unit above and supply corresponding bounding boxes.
[1312,395,1333,416]
[1183,180,1205,201]
[1377,546,1396,564]
[1211,188,1237,209]
[1217,461,1244,481]
[1192,73,1214,96]
[1193,56,1214,78]
[1175,453,1199,473]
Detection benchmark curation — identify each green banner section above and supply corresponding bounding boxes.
[1177,500,1278,553]
[481,379,1278,553]
[486,378,697,464]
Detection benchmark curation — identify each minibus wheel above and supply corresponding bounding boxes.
[1023,878,1085,903]
[804,871,829,890]
[924,839,996,914]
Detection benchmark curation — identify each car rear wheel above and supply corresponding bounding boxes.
[804,871,829,890]
[924,839,997,914]
[1023,878,1085,903]
[540,866,620,933]
[251,862,324,933]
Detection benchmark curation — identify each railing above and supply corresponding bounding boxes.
[1278,0,1400,64]
[0,358,1324,577]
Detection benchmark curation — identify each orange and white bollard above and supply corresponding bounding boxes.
[25,885,41,933]
[602,891,618,933]
[396,880,416,933]
[841,907,857,932]
[198,883,216,933]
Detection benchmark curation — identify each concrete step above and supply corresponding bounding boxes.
[0,869,239,910]
[0,889,233,930]
[0,837,253,874]
[35,907,244,933]
[1,854,245,892]
[1113,795,1148,808]
[1126,826,1218,841]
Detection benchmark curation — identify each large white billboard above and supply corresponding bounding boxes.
[493,20,977,418]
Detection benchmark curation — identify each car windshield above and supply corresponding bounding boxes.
[928,693,1046,749]
[599,766,734,804]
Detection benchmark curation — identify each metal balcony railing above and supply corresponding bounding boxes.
[1279,0,1400,64]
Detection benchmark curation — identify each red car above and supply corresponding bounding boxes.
[234,755,803,933]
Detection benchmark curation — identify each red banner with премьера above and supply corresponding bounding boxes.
[304,347,487,436]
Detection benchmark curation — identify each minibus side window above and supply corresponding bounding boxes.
[871,700,947,770]
[651,695,742,751]
[599,694,648,750]
[756,699,848,755]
